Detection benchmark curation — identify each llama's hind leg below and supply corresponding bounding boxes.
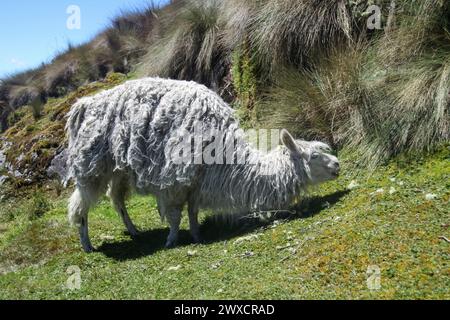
[68,188,94,253]
[69,177,108,253]
[108,175,139,237]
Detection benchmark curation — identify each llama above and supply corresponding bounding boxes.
[66,78,340,252]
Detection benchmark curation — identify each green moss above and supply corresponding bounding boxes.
[105,72,129,85]
[7,110,28,128]
[25,125,37,133]
[28,190,52,220]
[231,46,258,128]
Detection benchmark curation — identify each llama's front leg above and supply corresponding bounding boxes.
[79,215,94,253]
[165,208,182,248]
[188,204,201,244]
[120,209,139,237]
[111,195,139,237]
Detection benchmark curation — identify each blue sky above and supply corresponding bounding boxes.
[0,0,169,78]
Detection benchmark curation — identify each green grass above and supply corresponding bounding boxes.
[0,146,449,299]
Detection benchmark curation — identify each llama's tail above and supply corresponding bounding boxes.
[66,98,89,144]
[63,98,90,187]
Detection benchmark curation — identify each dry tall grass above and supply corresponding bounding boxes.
[138,0,229,89]
[1,0,449,164]
[258,0,450,165]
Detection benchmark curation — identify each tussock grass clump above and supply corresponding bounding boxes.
[1,0,449,168]
[220,0,257,49]
[350,0,450,164]
[257,44,366,147]
[259,0,450,166]
[355,54,450,164]
[0,69,47,131]
[376,0,450,66]
[101,5,161,73]
[139,0,229,89]
[249,0,355,74]
[2,68,45,109]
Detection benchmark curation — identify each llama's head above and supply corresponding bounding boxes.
[280,129,340,185]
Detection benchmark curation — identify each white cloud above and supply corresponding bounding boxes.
[10,58,26,67]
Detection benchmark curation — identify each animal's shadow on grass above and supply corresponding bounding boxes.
[98,190,350,261]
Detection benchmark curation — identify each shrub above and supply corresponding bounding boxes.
[231,46,258,126]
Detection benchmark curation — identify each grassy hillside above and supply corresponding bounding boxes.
[0,145,448,299]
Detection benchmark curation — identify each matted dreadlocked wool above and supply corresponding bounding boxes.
[66,77,339,252]
[66,78,314,212]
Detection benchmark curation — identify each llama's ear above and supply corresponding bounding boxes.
[280,129,299,154]
[281,129,309,160]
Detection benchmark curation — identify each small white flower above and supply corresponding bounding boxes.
[371,188,384,195]
[234,234,259,244]
[389,178,396,183]
[168,265,182,271]
[398,181,405,186]
[348,180,359,190]
[322,201,331,209]
[217,289,224,293]
[425,193,437,201]
[389,187,396,195]
[242,251,255,258]
[271,220,282,228]
[100,234,114,241]
[276,243,292,250]
[187,250,197,257]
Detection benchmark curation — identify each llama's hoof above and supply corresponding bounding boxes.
[165,239,178,249]
[82,244,95,253]
[192,235,203,244]
[125,229,140,238]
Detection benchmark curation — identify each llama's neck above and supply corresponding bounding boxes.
[200,145,311,212]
